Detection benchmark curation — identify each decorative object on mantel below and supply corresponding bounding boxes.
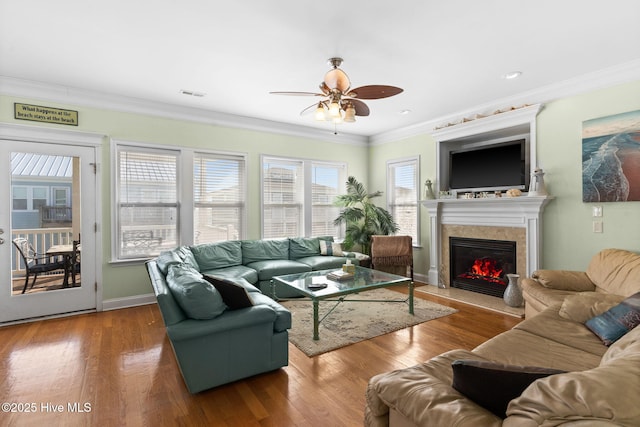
[438,190,456,199]
[434,104,532,130]
[528,168,549,197]
[505,189,522,197]
[503,274,523,307]
[423,180,436,200]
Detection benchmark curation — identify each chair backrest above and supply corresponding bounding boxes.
[12,238,35,266]
[370,235,414,279]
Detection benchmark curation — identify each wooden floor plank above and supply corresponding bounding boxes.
[0,286,520,426]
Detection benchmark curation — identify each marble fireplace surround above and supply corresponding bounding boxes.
[422,197,553,287]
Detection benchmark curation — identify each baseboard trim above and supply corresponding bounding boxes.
[102,293,156,311]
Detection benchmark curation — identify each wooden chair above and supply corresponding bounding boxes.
[12,238,67,294]
[370,235,414,280]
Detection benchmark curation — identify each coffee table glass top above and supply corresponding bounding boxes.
[273,266,410,298]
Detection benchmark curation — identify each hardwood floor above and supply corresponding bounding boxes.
[0,286,520,427]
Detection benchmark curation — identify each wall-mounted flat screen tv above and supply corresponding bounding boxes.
[449,140,527,192]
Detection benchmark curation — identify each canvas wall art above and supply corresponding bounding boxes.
[582,109,640,202]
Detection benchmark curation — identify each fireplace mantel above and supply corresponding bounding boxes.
[421,196,553,286]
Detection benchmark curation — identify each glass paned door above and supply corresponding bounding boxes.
[0,141,97,323]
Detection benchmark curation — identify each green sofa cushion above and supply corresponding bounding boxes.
[199,265,259,286]
[296,255,357,271]
[190,240,242,271]
[157,247,199,274]
[246,259,311,281]
[241,238,289,264]
[289,237,320,259]
[166,264,227,319]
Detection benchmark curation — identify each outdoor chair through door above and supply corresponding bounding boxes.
[12,238,67,294]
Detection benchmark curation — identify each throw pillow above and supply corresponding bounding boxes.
[166,264,227,319]
[559,292,625,323]
[451,359,566,419]
[319,240,344,256]
[585,292,640,345]
[202,274,254,310]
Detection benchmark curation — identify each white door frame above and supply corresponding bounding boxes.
[0,123,104,322]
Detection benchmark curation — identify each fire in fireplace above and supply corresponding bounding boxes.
[449,237,516,298]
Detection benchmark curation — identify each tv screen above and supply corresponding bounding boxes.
[449,141,526,191]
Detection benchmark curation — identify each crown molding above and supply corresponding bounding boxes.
[0,76,369,146]
[370,59,640,145]
[3,58,639,148]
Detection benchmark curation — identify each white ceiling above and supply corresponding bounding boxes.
[1,1,639,141]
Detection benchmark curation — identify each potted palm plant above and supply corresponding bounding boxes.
[333,176,398,255]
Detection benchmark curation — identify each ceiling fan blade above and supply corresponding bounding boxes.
[300,102,324,116]
[324,68,351,92]
[348,99,370,116]
[270,91,325,96]
[347,85,403,99]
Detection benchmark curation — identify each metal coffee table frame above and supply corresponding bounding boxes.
[272,266,414,340]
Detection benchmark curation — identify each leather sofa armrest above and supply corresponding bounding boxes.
[527,270,595,292]
[166,304,277,342]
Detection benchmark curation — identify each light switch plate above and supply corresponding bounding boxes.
[593,221,603,233]
[592,206,603,217]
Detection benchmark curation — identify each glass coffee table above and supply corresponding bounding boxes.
[272,266,414,340]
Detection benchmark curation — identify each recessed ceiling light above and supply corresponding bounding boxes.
[180,89,206,97]
[399,109,412,115]
[502,71,522,80]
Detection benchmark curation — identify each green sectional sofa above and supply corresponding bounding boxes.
[188,236,360,298]
[146,236,358,393]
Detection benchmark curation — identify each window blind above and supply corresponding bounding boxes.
[388,158,419,244]
[116,147,178,259]
[193,153,246,244]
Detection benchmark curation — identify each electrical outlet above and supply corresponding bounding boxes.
[593,221,603,233]
[592,206,603,217]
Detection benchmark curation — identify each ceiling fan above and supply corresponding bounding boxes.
[270,57,403,124]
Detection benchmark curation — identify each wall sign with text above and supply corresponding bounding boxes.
[14,103,78,126]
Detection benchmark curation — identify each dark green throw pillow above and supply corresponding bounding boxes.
[166,264,227,319]
[451,360,566,419]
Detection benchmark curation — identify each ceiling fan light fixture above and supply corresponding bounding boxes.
[344,104,356,122]
[314,103,327,121]
[329,100,341,118]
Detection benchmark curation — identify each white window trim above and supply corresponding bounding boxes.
[110,138,248,263]
[260,155,347,239]
[387,155,421,246]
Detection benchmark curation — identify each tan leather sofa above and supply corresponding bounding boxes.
[522,248,640,318]
[365,248,640,426]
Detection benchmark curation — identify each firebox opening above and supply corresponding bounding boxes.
[449,237,516,298]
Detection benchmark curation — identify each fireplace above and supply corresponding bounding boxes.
[449,237,516,298]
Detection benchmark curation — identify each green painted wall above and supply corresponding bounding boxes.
[370,79,640,278]
[1,95,369,300]
[3,79,639,301]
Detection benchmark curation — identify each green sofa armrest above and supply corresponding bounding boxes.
[166,304,277,342]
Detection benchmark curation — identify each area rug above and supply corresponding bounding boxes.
[280,288,457,357]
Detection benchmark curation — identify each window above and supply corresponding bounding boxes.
[387,157,419,245]
[311,163,344,237]
[262,156,346,239]
[12,186,28,210]
[11,186,49,211]
[194,153,246,244]
[113,141,248,261]
[115,146,179,259]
